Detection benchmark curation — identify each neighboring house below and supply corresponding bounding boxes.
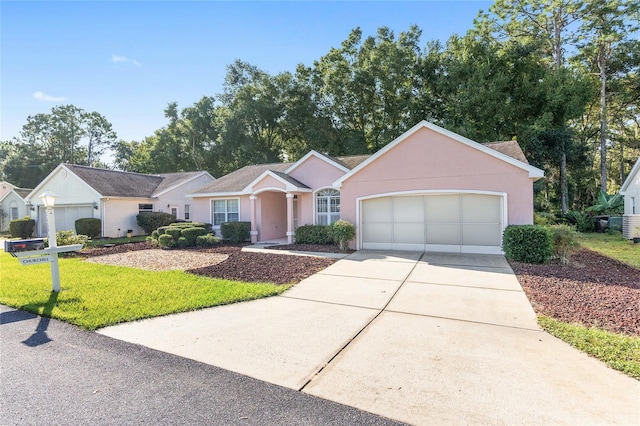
[620,156,640,240]
[25,164,215,238]
[0,188,33,233]
[189,121,544,254]
[0,181,17,200]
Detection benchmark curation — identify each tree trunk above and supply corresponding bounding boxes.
[561,151,568,213]
[599,47,608,193]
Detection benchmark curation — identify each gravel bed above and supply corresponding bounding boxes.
[85,249,228,271]
[510,249,640,336]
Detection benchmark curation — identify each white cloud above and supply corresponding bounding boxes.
[33,91,67,102]
[111,54,141,66]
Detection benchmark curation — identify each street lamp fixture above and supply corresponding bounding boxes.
[40,190,57,209]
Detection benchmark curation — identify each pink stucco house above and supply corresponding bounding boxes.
[189,121,544,254]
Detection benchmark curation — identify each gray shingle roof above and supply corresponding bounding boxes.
[65,164,206,198]
[14,188,33,199]
[193,162,293,194]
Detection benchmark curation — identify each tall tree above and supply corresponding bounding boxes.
[576,0,639,191]
[480,0,586,212]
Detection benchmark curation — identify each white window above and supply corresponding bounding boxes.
[170,206,178,217]
[11,207,19,221]
[632,197,636,214]
[138,204,153,214]
[184,204,190,220]
[213,199,239,226]
[316,189,340,225]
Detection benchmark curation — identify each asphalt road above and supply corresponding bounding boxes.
[0,305,403,426]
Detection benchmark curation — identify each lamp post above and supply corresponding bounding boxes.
[40,190,61,292]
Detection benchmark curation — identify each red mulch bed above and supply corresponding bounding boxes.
[80,243,336,285]
[266,243,354,254]
[510,249,640,336]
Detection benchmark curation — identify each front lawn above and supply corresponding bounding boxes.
[577,232,640,268]
[0,250,289,330]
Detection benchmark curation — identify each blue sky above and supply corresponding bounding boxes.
[1,1,492,143]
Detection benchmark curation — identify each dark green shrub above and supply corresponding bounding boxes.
[220,221,251,244]
[295,224,333,245]
[9,217,35,238]
[177,236,189,248]
[75,218,101,239]
[136,212,176,234]
[502,225,552,264]
[158,234,175,248]
[151,230,160,239]
[197,234,220,247]
[164,227,182,241]
[181,227,208,246]
[563,211,595,233]
[331,220,355,251]
[550,225,579,264]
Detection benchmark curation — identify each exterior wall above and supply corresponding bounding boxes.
[297,192,314,226]
[339,127,535,231]
[156,174,214,220]
[0,192,28,232]
[288,155,346,189]
[189,197,212,224]
[0,182,17,200]
[103,199,150,238]
[622,170,639,216]
[27,169,102,237]
[252,175,285,193]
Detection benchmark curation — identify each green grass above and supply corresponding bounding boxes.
[538,316,640,380]
[86,235,148,247]
[0,251,289,330]
[577,232,640,268]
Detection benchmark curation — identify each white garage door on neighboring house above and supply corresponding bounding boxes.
[361,193,504,254]
[39,205,94,236]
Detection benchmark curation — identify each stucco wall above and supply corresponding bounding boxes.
[256,192,287,240]
[339,127,535,227]
[103,199,149,237]
[157,174,214,220]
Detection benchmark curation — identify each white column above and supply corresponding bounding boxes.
[45,207,61,292]
[286,193,295,244]
[250,195,258,243]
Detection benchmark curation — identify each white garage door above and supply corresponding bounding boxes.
[361,193,503,254]
[40,205,94,235]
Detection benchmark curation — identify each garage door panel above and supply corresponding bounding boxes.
[361,193,503,253]
[462,224,502,246]
[394,223,425,244]
[363,198,392,222]
[462,194,500,222]
[426,224,461,245]
[426,195,460,222]
[363,223,393,244]
[393,196,424,222]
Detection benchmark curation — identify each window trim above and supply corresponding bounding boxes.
[315,188,340,225]
[212,198,240,227]
[184,204,190,221]
[138,203,154,214]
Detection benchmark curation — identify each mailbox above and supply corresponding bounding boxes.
[4,239,46,255]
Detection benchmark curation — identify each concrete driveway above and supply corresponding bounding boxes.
[99,251,640,425]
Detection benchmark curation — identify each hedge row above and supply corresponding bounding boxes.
[502,224,579,264]
[149,222,218,248]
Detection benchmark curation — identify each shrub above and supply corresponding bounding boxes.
[534,212,558,226]
[9,217,35,238]
[181,227,208,246]
[550,225,579,264]
[164,227,182,241]
[44,230,89,249]
[197,234,221,247]
[295,224,333,245]
[177,236,189,248]
[136,212,176,234]
[331,220,355,251]
[502,225,552,264]
[158,234,175,248]
[564,211,595,233]
[75,218,101,239]
[220,221,251,244]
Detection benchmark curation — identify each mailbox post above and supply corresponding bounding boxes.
[5,191,83,292]
[40,191,61,292]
